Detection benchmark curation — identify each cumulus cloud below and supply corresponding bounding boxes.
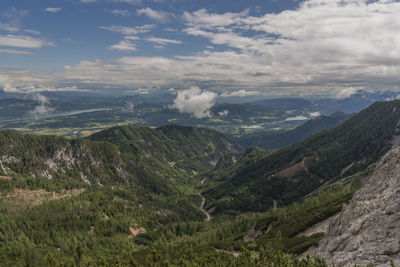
[170,87,217,118]
[336,87,359,99]
[59,0,400,96]
[5,0,400,96]
[218,110,229,117]
[44,8,61,13]
[182,1,400,93]
[28,94,55,118]
[137,8,172,23]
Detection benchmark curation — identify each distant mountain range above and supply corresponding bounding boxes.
[235,112,352,149]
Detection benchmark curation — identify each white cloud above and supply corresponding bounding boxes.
[24,29,41,35]
[218,110,229,117]
[125,35,139,40]
[121,102,134,111]
[125,88,150,94]
[221,90,263,97]
[28,94,55,118]
[170,87,217,118]
[62,51,275,91]
[100,24,155,35]
[0,73,83,93]
[309,111,321,118]
[285,115,308,121]
[183,8,249,28]
[137,8,172,23]
[145,37,181,45]
[180,1,400,94]
[0,49,33,55]
[4,0,400,97]
[0,22,18,32]
[136,88,150,94]
[336,87,359,99]
[0,8,30,32]
[0,35,53,48]
[111,9,130,16]
[44,8,61,13]
[108,40,137,52]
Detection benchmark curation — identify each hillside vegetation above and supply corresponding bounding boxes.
[2,100,400,265]
[205,100,400,213]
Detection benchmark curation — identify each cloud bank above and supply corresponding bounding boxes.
[5,0,400,97]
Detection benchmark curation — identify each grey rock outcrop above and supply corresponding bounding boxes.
[316,146,400,266]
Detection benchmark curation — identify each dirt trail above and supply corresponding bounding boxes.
[199,194,212,222]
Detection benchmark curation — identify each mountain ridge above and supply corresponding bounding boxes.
[205,100,400,214]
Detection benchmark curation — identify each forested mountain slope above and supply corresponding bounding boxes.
[205,100,400,214]
[88,125,242,174]
[0,125,244,266]
[0,125,241,191]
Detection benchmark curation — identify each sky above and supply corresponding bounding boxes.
[1,0,400,98]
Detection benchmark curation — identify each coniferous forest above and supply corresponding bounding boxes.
[3,101,399,266]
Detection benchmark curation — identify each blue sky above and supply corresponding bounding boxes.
[0,0,298,69]
[0,0,400,98]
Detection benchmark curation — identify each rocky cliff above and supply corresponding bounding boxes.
[316,145,400,266]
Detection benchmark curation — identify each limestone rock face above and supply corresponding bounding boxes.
[317,146,400,267]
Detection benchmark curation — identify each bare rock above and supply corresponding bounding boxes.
[316,146,400,266]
